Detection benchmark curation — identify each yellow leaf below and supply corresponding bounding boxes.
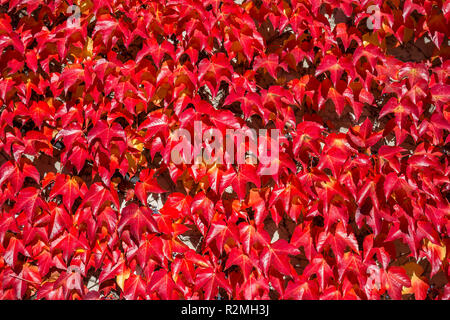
[402,272,429,299]
[131,139,144,152]
[402,284,413,295]
[116,269,131,291]
[426,240,446,261]
[84,37,93,58]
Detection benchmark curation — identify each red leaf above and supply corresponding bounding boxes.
[195,267,232,300]
[50,229,89,263]
[147,269,177,299]
[384,267,411,300]
[220,164,260,200]
[135,169,166,204]
[4,237,30,267]
[254,54,287,79]
[49,174,82,211]
[14,187,47,221]
[87,120,126,148]
[123,274,147,300]
[118,203,158,242]
[260,239,300,277]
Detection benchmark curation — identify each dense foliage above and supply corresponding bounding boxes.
[0,0,449,300]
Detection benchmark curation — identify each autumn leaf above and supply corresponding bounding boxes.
[118,203,158,242]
